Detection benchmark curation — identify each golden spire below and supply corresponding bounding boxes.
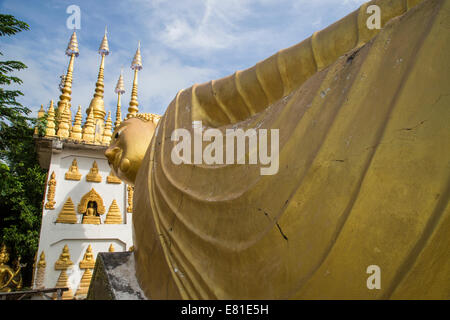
[128,42,142,118]
[99,26,109,54]
[102,111,113,145]
[114,70,125,129]
[57,104,71,138]
[45,100,56,137]
[57,30,79,116]
[82,107,95,143]
[108,244,115,252]
[70,105,82,141]
[87,28,109,122]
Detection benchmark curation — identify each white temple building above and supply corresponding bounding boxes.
[32,30,159,299]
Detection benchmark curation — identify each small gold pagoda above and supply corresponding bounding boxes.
[55,197,78,224]
[54,270,74,300]
[104,199,122,224]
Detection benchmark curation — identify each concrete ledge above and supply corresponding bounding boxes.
[87,252,146,300]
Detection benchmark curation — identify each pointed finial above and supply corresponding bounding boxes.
[82,108,95,143]
[87,30,108,122]
[70,105,82,141]
[98,26,109,56]
[131,41,143,70]
[115,71,125,94]
[45,100,56,136]
[57,32,79,114]
[66,30,79,57]
[102,111,113,145]
[128,42,142,117]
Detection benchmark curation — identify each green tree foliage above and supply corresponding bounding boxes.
[0,14,47,288]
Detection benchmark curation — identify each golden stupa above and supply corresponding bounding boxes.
[54,270,74,300]
[75,269,93,298]
[55,197,78,224]
[104,200,123,224]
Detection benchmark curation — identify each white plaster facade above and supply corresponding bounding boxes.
[33,139,133,297]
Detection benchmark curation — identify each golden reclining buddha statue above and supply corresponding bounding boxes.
[105,0,450,299]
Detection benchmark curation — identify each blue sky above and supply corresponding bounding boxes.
[1,0,366,119]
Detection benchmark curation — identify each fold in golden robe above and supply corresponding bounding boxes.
[133,0,450,299]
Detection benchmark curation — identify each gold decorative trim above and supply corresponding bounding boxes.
[55,197,78,224]
[106,170,122,184]
[127,185,134,213]
[104,199,122,224]
[86,161,102,182]
[79,245,95,269]
[54,245,73,270]
[65,158,82,181]
[44,171,56,210]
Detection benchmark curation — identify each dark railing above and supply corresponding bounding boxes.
[0,287,69,300]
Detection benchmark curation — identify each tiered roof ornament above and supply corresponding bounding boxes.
[127,42,142,118]
[39,31,160,146]
[114,69,125,128]
[57,30,79,117]
[88,27,109,144]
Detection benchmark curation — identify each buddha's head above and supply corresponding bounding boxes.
[105,117,156,186]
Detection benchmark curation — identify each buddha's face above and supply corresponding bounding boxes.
[105,117,156,186]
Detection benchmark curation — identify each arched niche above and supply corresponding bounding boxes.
[77,188,105,224]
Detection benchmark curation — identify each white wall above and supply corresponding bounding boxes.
[34,145,133,294]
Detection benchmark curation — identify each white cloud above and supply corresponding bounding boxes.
[0,0,369,120]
